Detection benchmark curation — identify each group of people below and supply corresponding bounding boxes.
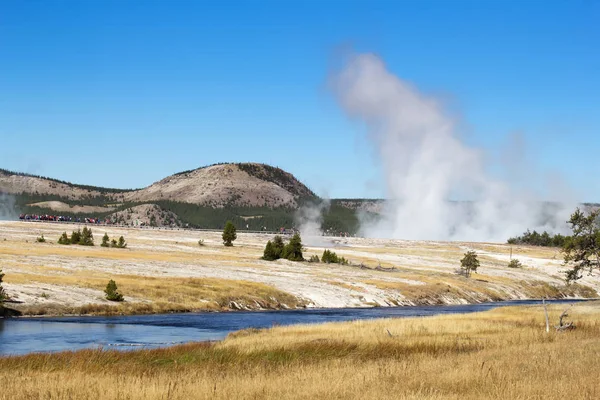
[19,214,103,224]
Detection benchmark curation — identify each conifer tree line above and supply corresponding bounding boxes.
[57,227,94,246]
[101,233,127,249]
[262,234,304,262]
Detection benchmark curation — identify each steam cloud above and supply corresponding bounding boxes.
[0,193,17,221]
[331,53,573,242]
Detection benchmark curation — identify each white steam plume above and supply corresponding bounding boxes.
[295,199,332,247]
[0,193,17,221]
[332,53,573,242]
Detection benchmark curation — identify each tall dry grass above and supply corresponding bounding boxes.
[1,302,599,399]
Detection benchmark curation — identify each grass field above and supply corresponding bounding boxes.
[1,302,598,399]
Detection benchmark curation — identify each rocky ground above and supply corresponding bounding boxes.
[0,221,598,315]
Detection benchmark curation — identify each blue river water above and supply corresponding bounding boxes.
[0,299,588,356]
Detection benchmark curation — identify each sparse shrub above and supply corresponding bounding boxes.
[309,255,320,263]
[79,227,94,246]
[282,233,304,261]
[70,229,82,244]
[36,234,46,243]
[508,259,523,269]
[110,239,118,247]
[58,232,70,245]
[40,292,50,299]
[104,280,124,302]
[460,251,480,278]
[222,221,237,247]
[321,250,348,265]
[198,239,205,246]
[322,249,338,264]
[101,233,110,247]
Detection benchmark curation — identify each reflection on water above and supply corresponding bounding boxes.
[0,299,588,356]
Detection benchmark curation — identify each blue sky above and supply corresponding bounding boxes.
[1,0,598,200]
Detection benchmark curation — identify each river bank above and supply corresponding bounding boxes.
[1,301,598,399]
[1,221,598,317]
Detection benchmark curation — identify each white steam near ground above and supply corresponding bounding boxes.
[0,193,17,221]
[298,53,576,243]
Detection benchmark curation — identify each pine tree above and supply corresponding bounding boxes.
[58,232,70,245]
[117,236,127,249]
[222,221,237,247]
[283,233,304,261]
[70,229,82,244]
[460,251,480,278]
[104,280,124,302]
[79,227,94,246]
[262,241,277,261]
[563,208,600,282]
[272,235,285,259]
[101,233,110,247]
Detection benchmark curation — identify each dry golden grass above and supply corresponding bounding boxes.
[6,270,305,315]
[1,302,598,399]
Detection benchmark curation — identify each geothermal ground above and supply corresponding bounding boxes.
[1,221,598,315]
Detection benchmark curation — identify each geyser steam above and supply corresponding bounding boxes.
[332,53,572,242]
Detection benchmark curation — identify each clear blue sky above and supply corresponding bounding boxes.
[1,0,598,200]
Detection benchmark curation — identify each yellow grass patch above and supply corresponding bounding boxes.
[1,302,598,399]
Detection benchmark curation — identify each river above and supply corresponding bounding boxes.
[0,299,586,356]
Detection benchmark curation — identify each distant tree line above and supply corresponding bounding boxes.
[507,230,569,247]
[0,168,136,193]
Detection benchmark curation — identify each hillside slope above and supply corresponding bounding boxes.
[0,163,316,208]
[124,163,315,208]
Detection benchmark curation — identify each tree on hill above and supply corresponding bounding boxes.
[222,221,237,247]
[104,279,124,302]
[460,251,479,278]
[563,208,600,283]
[0,268,6,303]
[79,227,94,246]
[101,233,110,247]
[282,233,304,261]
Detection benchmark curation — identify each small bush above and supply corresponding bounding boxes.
[36,234,46,243]
[198,239,205,246]
[104,280,124,302]
[321,250,349,265]
[58,232,70,245]
[309,254,320,263]
[508,259,523,269]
